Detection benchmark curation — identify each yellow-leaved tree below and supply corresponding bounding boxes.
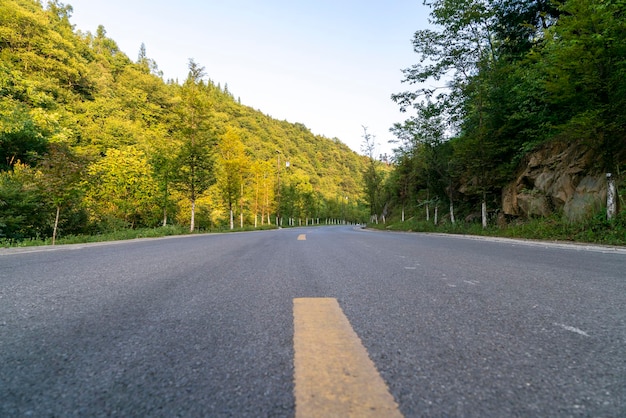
[216,127,250,229]
[84,146,158,229]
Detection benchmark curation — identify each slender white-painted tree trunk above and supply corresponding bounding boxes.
[52,206,60,245]
[450,201,455,224]
[190,200,195,232]
[607,173,617,220]
[481,199,487,229]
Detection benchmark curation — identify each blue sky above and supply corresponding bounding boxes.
[66,0,431,155]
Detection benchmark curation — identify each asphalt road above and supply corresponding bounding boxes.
[1,226,625,417]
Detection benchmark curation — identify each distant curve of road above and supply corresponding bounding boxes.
[1,226,625,417]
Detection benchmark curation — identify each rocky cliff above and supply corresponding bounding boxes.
[502,141,611,222]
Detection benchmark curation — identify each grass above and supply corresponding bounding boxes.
[0,224,279,248]
[369,210,626,246]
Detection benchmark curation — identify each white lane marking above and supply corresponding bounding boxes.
[554,323,590,337]
[404,267,417,270]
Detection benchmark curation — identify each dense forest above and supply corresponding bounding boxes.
[0,0,370,242]
[377,0,626,228]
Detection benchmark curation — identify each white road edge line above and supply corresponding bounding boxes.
[554,323,590,337]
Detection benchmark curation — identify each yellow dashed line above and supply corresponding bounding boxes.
[293,298,403,417]
[297,234,307,241]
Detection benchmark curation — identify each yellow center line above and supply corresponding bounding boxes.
[293,298,403,417]
[297,234,307,241]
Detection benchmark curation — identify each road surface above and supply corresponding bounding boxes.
[1,226,624,416]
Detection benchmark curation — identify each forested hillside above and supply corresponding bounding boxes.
[385,0,626,228]
[0,0,369,242]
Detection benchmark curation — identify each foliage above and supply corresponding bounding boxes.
[386,0,626,229]
[0,0,368,241]
[36,142,86,243]
[216,127,249,229]
[374,210,626,246]
[84,146,159,229]
[0,162,47,241]
[360,127,386,220]
[538,0,626,172]
[0,224,190,248]
[172,60,217,232]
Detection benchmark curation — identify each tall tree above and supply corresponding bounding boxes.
[216,127,249,229]
[37,142,85,244]
[393,0,504,227]
[0,162,47,241]
[539,0,626,173]
[391,101,453,223]
[172,60,216,232]
[84,146,158,228]
[360,126,384,223]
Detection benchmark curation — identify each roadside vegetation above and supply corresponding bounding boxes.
[364,0,626,243]
[369,210,626,246]
[0,0,369,247]
[0,224,281,248]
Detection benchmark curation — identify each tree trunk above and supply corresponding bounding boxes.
[190,199,196,232]
[52,205,60,245]
[607,173,617,220]
[162,181,169,227]
[450,201,455,224]
[240,182,244,228]
[230,209,234,230]
[434,205,438,225]
[481,196,487,229]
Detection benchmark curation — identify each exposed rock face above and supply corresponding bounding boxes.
[502,141,607,221]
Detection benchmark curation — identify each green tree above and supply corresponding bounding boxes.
[84,147,158,229]
[393,0,521,227]
[360,126,384,223]
[391,101,453,222]
[216,127,249,229]
[37,142,85,244]
[0,97,48,169]
[254,160,275,226]
[0,162,47,240]
[172,60,216,232]
[539,0,626,173]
